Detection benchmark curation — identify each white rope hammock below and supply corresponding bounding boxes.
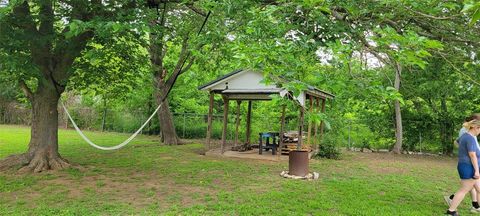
[61,101,163,150]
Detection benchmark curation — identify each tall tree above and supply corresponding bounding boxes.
[147,0,215,145]
[0,1,136,172]
[145,0,248,144]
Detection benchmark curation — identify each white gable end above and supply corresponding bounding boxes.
[209,71,278,91]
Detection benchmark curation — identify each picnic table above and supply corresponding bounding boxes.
[258,132,279,155]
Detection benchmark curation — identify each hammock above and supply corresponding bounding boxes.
[61,101,163,150]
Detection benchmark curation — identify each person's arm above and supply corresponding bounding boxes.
[469,151,480,179]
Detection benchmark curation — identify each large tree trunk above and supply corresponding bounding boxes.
[0,81,69,172]
[392,62,403,154]
[149,19,183,145]
[154,85,180,145]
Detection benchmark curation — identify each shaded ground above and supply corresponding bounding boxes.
[205,148,290,161]
[0,124,464,215]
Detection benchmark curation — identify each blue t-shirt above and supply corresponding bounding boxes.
[458,133,480,165]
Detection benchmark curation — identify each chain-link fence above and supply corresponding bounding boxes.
[321,118,458,154]
[0,105,301,142]
[0,104,459,154]
[0,103,31,125]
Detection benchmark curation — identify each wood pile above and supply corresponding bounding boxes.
[231,144,253,152]
[280,131,311,155]
[281,144,311,155]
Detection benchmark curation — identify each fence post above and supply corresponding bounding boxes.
[101,107,107,132]
[183,113,186,138]
[348,120,351,150]
[419,131,422,153]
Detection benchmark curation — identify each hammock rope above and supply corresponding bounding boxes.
[61,101,163,150]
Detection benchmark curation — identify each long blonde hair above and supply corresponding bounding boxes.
[464,119,480,130]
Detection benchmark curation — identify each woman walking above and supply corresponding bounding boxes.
[445,114,480,212]
[446,119,480,216]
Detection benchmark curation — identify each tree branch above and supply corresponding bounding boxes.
[11,1,51,75]
[149,0,168,80]
[381,18,403,34]
[157,2,211,99]
[163,37,189,93]
[360,44,394,86]
[186,3,206,17]
[55,30,94,83]
[54,1,99,83]
[38,1,54,38]
[19,80,33,101]
[437,51,480,86]
[403,6,460,20]
[157,0,168,68]
[11,1,38,34]
[416,30,480,46]
[179,57,195,75]
[410,18,480,46]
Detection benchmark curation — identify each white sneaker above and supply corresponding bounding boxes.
[471,206,480,213]
[444,195,452,207]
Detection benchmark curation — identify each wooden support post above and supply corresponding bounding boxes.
[297,105,305,150]
[221,95,229,154]
[206,92,214,150]
[279,105,286,156]
[246,101,252,146]
[314,97,320,151]
[234,100,242,147]
[319,99,327,142]
[307,95,313,146]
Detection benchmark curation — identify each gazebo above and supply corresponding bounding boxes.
[198,69,335,155]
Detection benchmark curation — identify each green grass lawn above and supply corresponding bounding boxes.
[0,124,466,215]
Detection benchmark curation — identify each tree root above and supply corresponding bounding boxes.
[0,153,70,173]
[19,154,70,173]
[0,153,30,171]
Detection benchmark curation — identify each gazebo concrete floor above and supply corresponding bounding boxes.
[205,147,289,162]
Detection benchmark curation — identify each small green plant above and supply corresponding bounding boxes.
[96,181,106,187]
[315,142,341,159]
[65,167,84,179]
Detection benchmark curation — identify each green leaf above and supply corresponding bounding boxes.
[112,22,122,32]
[323,121,331,130]
[462,1,480,12]
[65,20,85,39]
[424,40,443,49]
[469,9,480,26]
[386,86,396,91]
[463,3,476,12]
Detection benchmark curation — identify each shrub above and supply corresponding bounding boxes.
[315,141,341,159]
